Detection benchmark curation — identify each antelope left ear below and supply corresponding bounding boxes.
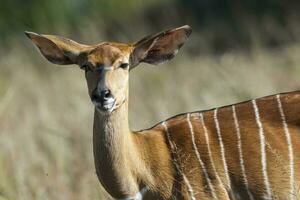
[130,25,192,69]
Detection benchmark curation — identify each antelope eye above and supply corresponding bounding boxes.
[120,63,129,69]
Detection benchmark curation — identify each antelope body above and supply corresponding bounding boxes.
[26,26,300,200]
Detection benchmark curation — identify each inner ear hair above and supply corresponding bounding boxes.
[25,31,90,65]
[130,25,192,69]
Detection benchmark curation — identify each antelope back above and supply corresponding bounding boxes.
[152,91,300,200]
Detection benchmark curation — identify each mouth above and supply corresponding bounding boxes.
[93,99,116,113]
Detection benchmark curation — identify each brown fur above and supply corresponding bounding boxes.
[152,91,300,199]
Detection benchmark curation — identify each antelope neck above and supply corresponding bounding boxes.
[92,101,146,199]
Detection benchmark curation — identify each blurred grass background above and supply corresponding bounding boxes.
[1,0,300,199]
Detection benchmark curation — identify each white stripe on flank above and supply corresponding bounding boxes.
[162,121,196,200]
[276,94,295,200]
[252,99,272,199]
[187,113,218,200]
[198,113,230,198]
[232,105,255,200]
[213,109,235,199]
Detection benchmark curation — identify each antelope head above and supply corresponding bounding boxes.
[25,26,192,114]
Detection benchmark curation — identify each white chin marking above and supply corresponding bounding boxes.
[93,101,116,114]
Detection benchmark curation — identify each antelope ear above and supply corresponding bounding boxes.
[25,31,88,65]
[130,25,192,69]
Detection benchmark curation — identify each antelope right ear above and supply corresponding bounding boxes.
[25,31,89,65]
[130,25,192,69]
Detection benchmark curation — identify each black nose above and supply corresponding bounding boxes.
[92,89,113,103]
[100,89,112,100]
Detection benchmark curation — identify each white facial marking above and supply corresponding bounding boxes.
[252,99,272,199]
[103,66,113,71]
[117,187,148,200]
[93,99,116,114]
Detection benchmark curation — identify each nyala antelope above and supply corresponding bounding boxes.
[26,25,300,200]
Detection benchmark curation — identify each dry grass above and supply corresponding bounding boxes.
[1,42,300,199]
